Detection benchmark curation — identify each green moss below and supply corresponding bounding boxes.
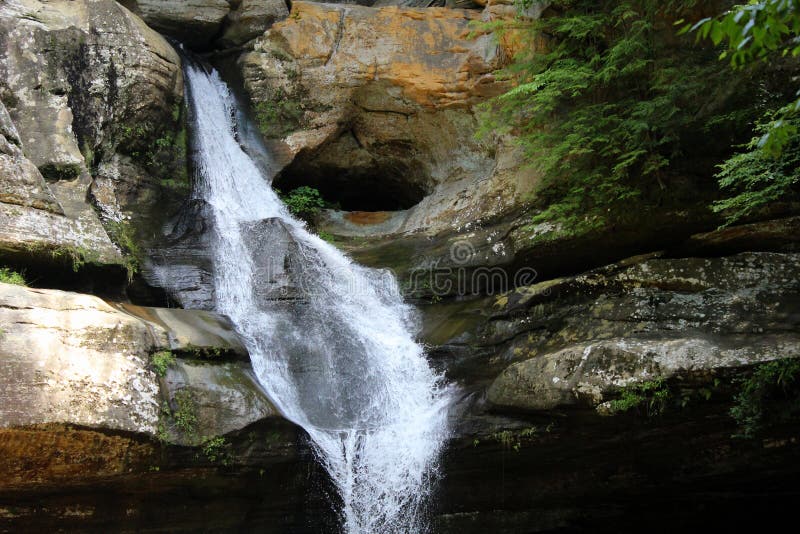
[0,267,26,286]
[175,345,234,361]
[24,243,101,272]
[117,98,189,189]
[254,94,304,138]
[105,219,141,281]
[172,389,198,438]
[488,425,551,452]
[317,230,336,244]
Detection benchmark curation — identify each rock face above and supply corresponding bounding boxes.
[0,283,163,434]
[143,199,218,309]
[239,2,531,234]
[220,0,290,47]
[238,1,733,295]
[121,0,289,48]
[0,282,275,442]
[419,249,800,532]
[243,218,308,304]
[416,251,800,413]
[120,0,231,48]
[0,0,186,275]
[0,284,329,534]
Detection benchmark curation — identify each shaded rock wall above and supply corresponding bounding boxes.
[0,0,187,285]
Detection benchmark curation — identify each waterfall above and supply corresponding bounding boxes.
[171,62,453,532]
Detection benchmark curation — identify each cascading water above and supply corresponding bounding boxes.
[170,61,453,532]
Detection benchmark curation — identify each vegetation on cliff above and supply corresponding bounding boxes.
[481,0,799,230]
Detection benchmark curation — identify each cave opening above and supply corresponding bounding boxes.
[273,157,428,213]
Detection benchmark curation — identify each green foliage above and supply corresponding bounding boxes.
[117,100,189,190]
[201,436,232,465]
[712,118,800,224]
[0,267,26,286]
[280,186,326,222]
[151,350,176,377]
[684,0,800,156]
[488,425,552,452]
[608,378,670,417]
[172,389,198,437]
[178,345,230,360]
[479,0,761,229]
[491,430,521,452]
[683,2,800,219]
[730,358,800,438]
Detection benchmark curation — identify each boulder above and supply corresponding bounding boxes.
[0,0,186,273]
[143,199,218,309]
[119,0,231,48]
[0,101,62,214]
[242,217,308,305]
[162,360,277,444]
[0,282,277,443]
[111,302,248,357]
[219,0,290,47]
[120,0,290,49]
[0,283,164,434]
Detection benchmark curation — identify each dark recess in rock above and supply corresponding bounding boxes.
[273,151,428,212]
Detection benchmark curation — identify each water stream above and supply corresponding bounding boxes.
[166,61,453,532]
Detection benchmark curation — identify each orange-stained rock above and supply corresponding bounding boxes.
[248,2,509,110]
[239,2,541,239]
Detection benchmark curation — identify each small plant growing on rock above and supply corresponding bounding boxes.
[280,186,326,223]
[201,436,232,466]
[608,378,670,417]
[730,358,800,439]
[173,389,198,438]
[0,267,26,286]
[151,350,176,377]
[105,219,142,282]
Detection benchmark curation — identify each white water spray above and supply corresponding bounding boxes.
[175,63,453,533]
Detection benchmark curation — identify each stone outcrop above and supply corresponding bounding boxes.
[237,1,737,296]
[0,282,276,442]
[220,0,290,47]
[120,0,289,48]
[415,251,800,414]
[239,2,531,235]
[0,0,186,275]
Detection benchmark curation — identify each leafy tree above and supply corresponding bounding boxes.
[730,358,800,438]
[685,0,800,155]
[712,118,800,224]
[685,1,800,223]
[479,0,751,231]
[0,267,26,286]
